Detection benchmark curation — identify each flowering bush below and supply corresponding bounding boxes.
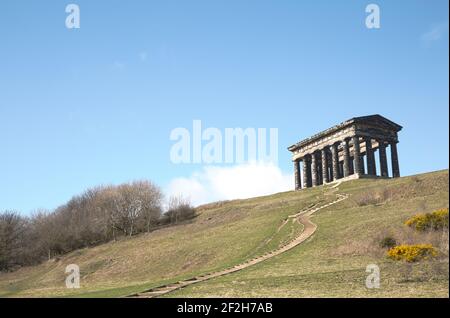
[387,244,438,262]
[405,208,449,231]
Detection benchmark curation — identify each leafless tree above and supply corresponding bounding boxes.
[165,195,196,225]
[0,211,27,271]
[132,180,162,233]
[0,180,164,271]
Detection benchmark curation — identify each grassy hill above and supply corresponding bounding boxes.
[0,170,448,298]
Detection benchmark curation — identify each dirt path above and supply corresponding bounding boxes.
[128,186,348,298]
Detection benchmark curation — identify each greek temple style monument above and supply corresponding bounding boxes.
[288,115,402,190]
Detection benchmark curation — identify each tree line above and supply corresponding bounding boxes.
[0,180,195,272]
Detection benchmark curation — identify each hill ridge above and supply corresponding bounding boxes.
[0,170,448,298]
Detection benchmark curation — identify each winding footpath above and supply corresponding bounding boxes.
[128,184,349,298]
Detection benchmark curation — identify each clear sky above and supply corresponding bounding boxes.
[0,0,448,214]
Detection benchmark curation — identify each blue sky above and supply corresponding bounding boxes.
[0,0,448,214]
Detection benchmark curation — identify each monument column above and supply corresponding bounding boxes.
[321,148,329,183]
[302,156,311,188]
[331,143,339,181]
[342,139,351,177]
[294,159,301,190]
[378,141,389,177]
[365,137,376,175]
[311,152,318,187]
[349,155,355,175]
[327,151,333,179]
[359,154,365,175]
[390,141,400,178]
[352,136,363,175]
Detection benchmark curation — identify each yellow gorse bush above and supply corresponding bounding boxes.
[387,244,438,262]
[405,208,449,231]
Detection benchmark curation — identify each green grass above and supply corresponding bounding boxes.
[0,184,324,297]
[168,170,449,298]
[0,170,448,298]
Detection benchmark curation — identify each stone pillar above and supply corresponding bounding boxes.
[342,139,351,177]
[365,137,376,175]
[311,153,318,187]
[331,143,339,181]
[352,136,363,175]
[317,157,323,185]
[321,148,329,183]
[373,149,377,175]
[390,141,400,178]
[378,141,389,177]
[349,156,355,175]
[327,151,333,179]
[294,160,301,190]
[302,156,312,188]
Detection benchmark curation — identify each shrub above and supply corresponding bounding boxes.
[162,195,196,225]
[405,208,449,232]
[379,236,397,249]
[387,244,438,262]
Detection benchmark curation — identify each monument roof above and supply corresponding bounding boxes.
[288,114,402,152]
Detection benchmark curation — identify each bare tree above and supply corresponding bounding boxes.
[165,195,195,225]
[0,211,27,271]
[133,181,162,233]
[0,180,164,271]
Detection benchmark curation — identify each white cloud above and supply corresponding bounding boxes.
[166,162,293,206]
[421,22,449,46]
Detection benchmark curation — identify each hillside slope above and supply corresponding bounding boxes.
[0,170,448,297]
